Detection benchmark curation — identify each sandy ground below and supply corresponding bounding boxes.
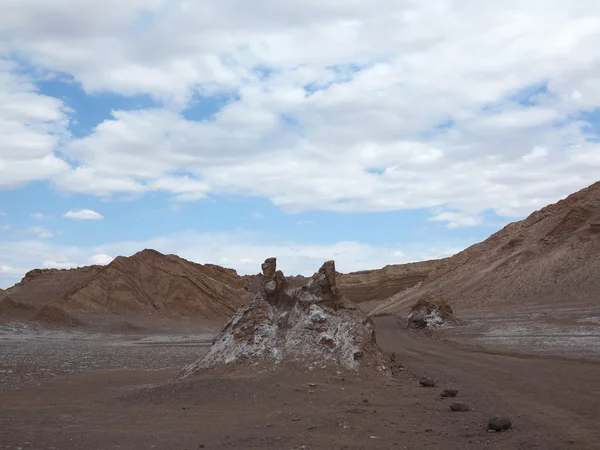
[1,316,600,450]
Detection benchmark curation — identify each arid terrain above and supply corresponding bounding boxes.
[2,182,600,449]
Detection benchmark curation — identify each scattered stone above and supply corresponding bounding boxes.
[441,389,459,398]
[487,416,512,431]
[450,402,470,412]
[419,378,436,387]
[292,417,302,422]
[306,425,317,430]
[307,383,317,388]
[336,419,350,429]
[345,408,367,414]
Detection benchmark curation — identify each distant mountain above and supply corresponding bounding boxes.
[372,181,600,315]
[4,249,251,321]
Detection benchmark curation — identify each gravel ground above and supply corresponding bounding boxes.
[0,327,211,391]
[439,306,600,361]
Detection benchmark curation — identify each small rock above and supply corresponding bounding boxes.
[419,378,435,387]
[306,425,317,430]
[487,416,512,431]
[292,417,302,422]
[450,402,470,412]
[441,389,458,398]
[307,383,317,387]
[345,408,367,413]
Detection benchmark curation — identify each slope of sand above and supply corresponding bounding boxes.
[373,180,600,315]
[4,249,251,323]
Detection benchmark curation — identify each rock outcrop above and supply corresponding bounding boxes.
[407,297,457,329]
[180,258,389,377]
[372,180,600,315]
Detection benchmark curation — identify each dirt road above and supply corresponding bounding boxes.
[374,316,600,449]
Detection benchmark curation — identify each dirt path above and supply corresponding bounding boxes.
[374,316,600,449]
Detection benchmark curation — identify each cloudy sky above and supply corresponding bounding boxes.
[1,0,600,287]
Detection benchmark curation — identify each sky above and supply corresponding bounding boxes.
[1,0,600,288]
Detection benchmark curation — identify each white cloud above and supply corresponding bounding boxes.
[0,1,600,224]
[28,226,53,238]
[43,259,77,269]
[63,209,104,220]
[0,60,70,189]
[522,146,549,162]
[1,224,9,231]
[31,212,45,220]
[429,211,484,229]
[89,254,114,265]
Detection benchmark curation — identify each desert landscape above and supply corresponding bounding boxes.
[1,182,600,449]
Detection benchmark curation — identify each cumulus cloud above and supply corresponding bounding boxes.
[1,1,600,227]
[0,60,70,189]
[63,209,104,220]
[31,212,45,220]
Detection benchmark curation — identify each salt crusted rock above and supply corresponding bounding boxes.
[179,259,389,377]
[407,296,457,329]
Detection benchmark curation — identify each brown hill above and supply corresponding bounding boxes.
[337,260,447,312]
[6,266,103,309]
[6,249,252,320]
[373,180,600,315]
[0,289,36,319]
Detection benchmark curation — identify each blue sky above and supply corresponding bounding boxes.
[1,1,600,288]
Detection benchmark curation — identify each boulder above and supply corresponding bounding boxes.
[450,402,470,412]
[441,389,458,398]
[419,378,435,387]
[488,416,512,431]
[408,297,457,329]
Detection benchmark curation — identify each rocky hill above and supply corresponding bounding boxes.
[3,249,252,323]
[372,181,600,315]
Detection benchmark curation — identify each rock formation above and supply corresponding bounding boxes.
[180,258,389,378]
[372,180,600,315]
[407,297,457,329]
